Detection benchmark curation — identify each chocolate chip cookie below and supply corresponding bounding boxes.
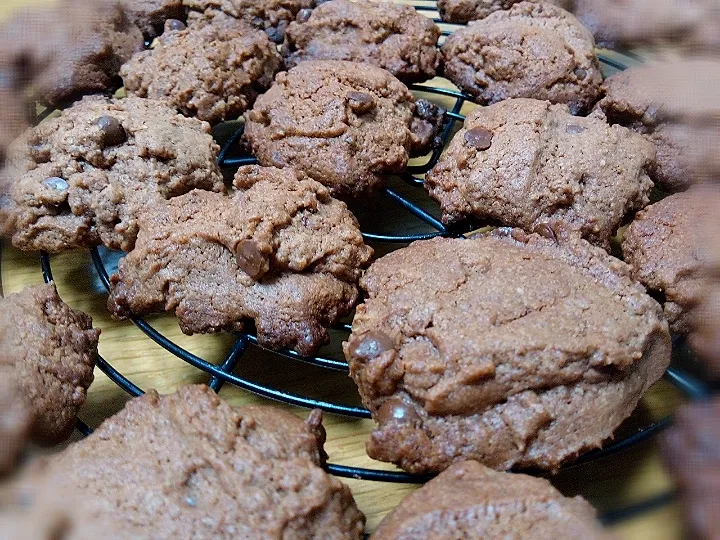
[13,385,365,539]
[108,165,373,354]
[344,230,671,474]
[4,95,224,253]
[371,460,608,539]
[442,2,602,113]
[120,0,185,38]
[0,0,144,108]
[244,60,445,199]
[0,283,99,446]
[184,0,314,43]
[282,0,441,84]
[597,59,720,192]
[425,98,655,248]
[121,13,281,125]
[438,0,572,24]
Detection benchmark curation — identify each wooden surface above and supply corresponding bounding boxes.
[0,1,686,537]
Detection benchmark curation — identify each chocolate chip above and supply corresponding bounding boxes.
[565,123,585,134]
[533,223,557,242]
[376,398,421,426]
[349,330,395,361]
[347,91,375,114]
[96,116,127,146]
[296,8,313,22]
[464,126,493,150]
[235,239,266,279]
[42,177,69,191]
[573,67,587,79]
[166,19,186,31]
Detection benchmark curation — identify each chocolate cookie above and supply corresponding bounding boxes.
[438,0,572,24]
[121,13,281,124]
[622,188,718,334]
[0,283,99,445]
[597,59,720,192]
[15,385,365,539]
[371,461,607,539]
[282,0,441,84]
[4,95,224,253]
[120,0,185,38]
[441,2,602,113]
[243,60,445,199]
[662,398,720,540]
[0,371,31,476]
[108,165,373,354]
[0,0,144,108]
[425,98,655,248]
[184,0,313,43]
[344,230,671,474]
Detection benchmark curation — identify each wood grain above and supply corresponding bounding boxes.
[0,1,684,537]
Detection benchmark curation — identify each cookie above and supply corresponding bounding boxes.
[441,2,602,114]
[121,13,281,124]
[108,165,373,354]
[243,60,445,199]
[282,0,441,84]
[371,461,607,539]
[662,398,720,540]
[0,0,144,108]
[120,0,185,38]
[14,385,365,539]
[622,188,718,334]
[597,59,720,192]
[344,230,671,474]
[0,371,31,476]
[184,0,314,43]
[425,98,655,248]
[438,0,572,24]
[0,87,28,164]
[4,95,224,253]
[0,283,99,446]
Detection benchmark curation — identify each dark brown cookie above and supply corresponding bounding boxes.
[442,2,602,114]
[662,398,720,540]
[0,370,31,476]
[11,385,365,539]
[121,13,281,124]
[119,0,185,38]
[438,0,572,24]
[0,0,144,108]
[0,283,99,446]
[184,0,314,43]
[4,95,224,253]
[622,188,719,334]
[371,460,608,539]
[344,230,671,474]
[282,0,441,84]
[244,60,444,199]
[425,98,655,248]
[597,59,720,192]
[108,165,373,354]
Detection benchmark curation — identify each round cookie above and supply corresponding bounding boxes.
[437,0,573,24]
[13,385,365,539]
[344,230,671,474]
[425,98,655,249]
[662,398,720,540]
[282,0,441,84]
[441,2,602,114]
[622,188,718,334]
[597,59,720,192]
[243,60,445,199]
[119,0,185,38]
[0,283,99,445]
[0,0,144,108]
[4,95,224,253]
[184,0,314,43]
[371,461,608,539]
[108,165,373,354]
[121,13,281,125]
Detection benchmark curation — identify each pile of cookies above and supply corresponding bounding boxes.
[0,0,718,537]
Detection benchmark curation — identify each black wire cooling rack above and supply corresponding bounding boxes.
[3,0,718,528]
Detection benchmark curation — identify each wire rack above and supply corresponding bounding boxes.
[4,0,717,528]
